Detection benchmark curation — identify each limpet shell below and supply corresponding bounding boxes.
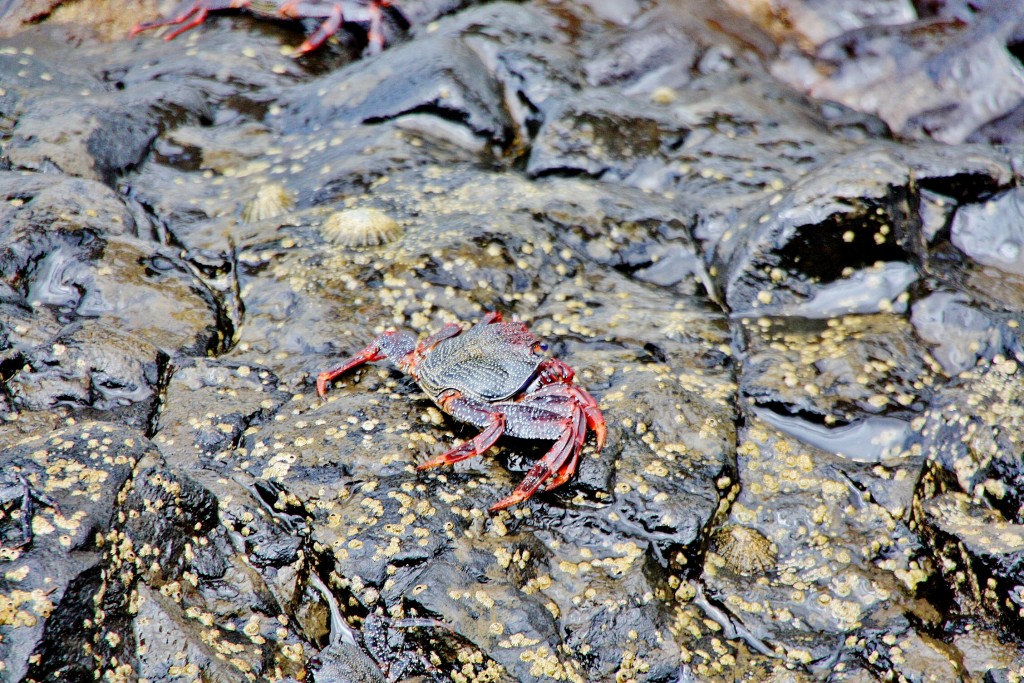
[709,525,777,576]
[322,208,403,248]
[242,183,294,223]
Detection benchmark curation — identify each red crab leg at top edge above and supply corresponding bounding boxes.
[364,0,388,55]
[130,0,200,35]
[287,0,393,55]
[286,1,343,54]
[480,310,503,324]
[162,7,211,40]
[131,0,245,38]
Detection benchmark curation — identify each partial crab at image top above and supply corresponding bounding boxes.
[316,312,607,512]
[131,0,408,55]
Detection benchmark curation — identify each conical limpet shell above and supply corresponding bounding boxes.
[242,183,294,223]
[709,525,777,576]
[322,208,403,247]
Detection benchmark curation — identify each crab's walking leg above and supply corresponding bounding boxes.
[522,382,606,453]
[287,2,344,54]
[568,384,606,451]
[131,0,202,34]
[365,0,387,54]
[415,322,463,354]
[162,8,211,39]
[488,409,585,512]
[532,363,606,451]
[316,344,387,397]
[400,322,464,377]
[417,392,506,469]
[479,310,503,324]
[542,409,588,492]
[132,0,246,38]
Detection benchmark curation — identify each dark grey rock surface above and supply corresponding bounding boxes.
[2,0,1024,681]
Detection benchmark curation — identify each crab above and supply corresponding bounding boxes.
[131,0,405,56]
[316,312,607,512]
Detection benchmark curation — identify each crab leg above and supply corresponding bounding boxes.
[488,409,585,512]
[290,2,344,54]
[365,0,387,55]
[542,410,587,492]
[567,384,606,451]
[163,8,211,39]
[131,0,202,34]
[418,393,506,469]
[316,343,387,398]
[522,382,606,452]
[543,448,579,492]
[132,0,245,37]
[415,322,463,354]
[530,363,605,451]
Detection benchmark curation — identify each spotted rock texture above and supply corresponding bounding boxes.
[2,0,1024,682]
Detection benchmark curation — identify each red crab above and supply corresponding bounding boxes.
[316,312,607,512]
[131,0,404,55]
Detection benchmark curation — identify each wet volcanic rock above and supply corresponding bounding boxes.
[2,0,1024,681]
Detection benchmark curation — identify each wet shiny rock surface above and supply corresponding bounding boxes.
[2,0,1024,681]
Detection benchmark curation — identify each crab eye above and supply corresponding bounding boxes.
[533,342,549,354]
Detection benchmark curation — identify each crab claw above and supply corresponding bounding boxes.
[536,358,574,384]
[316,344,386,398]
